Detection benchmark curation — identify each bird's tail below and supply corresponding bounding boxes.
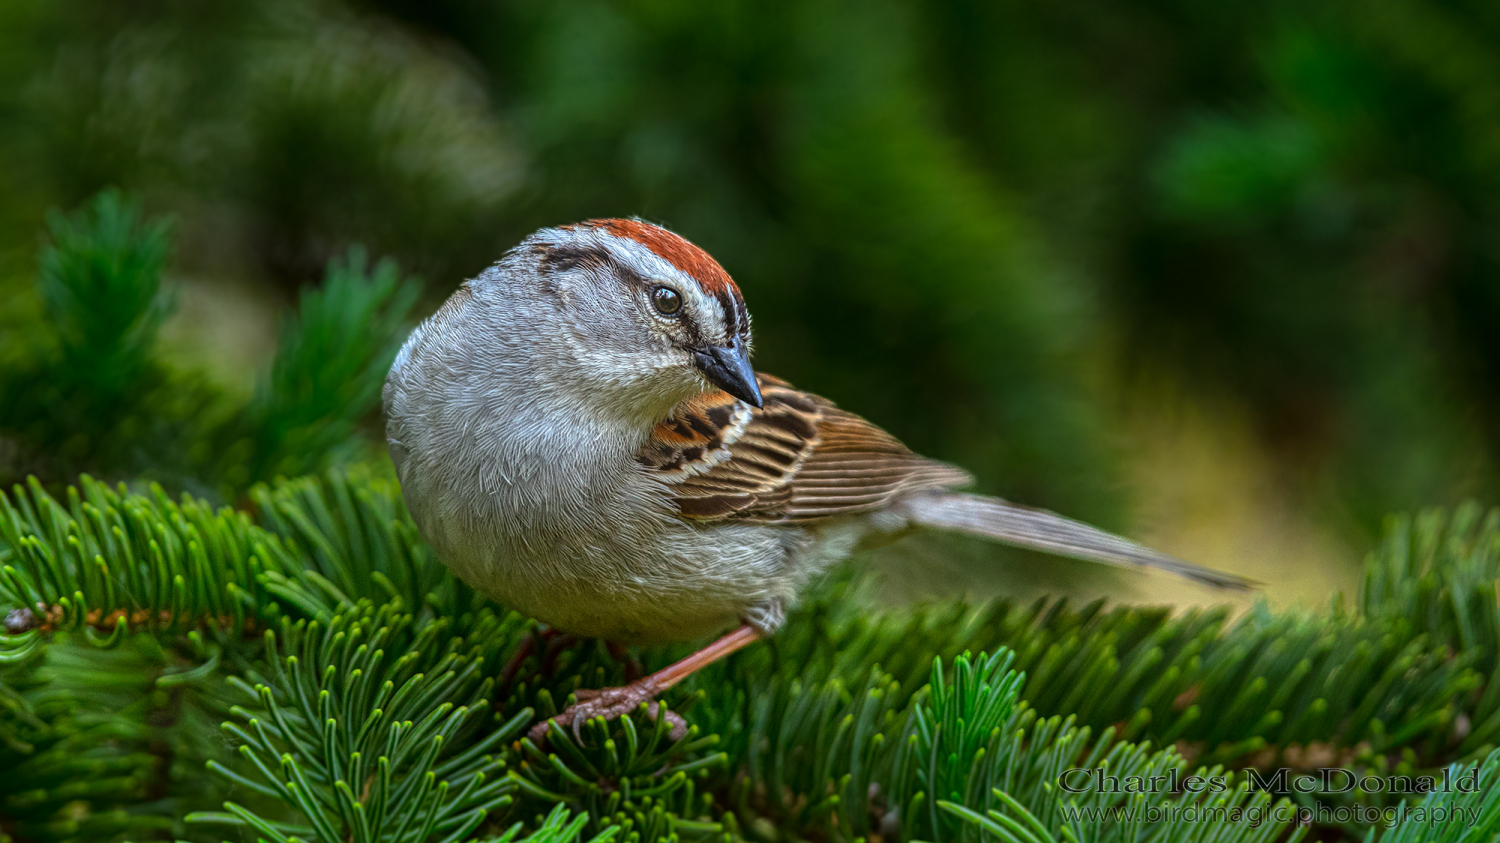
[899,491,1255,591]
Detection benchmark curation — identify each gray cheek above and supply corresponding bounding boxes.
[559,294,643,350]
[663,319,700,351]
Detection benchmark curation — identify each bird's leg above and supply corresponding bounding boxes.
[499,628,543,691]
[605,640,644,681]
[529,624,764,743]
[498,627,583,699]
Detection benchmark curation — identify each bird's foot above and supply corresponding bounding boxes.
[529,680,687,743]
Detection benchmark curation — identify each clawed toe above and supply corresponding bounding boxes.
[527,683,687,743]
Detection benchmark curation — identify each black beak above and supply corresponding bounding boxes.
[693,335,763,408]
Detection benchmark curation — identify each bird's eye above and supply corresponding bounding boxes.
[652,286,683,316]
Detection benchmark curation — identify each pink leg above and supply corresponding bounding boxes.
[499,627,577,693]
[529,624,764,742]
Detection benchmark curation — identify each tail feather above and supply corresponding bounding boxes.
[901,492,1256,591]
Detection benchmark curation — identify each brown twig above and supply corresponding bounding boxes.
[4,603,259,636]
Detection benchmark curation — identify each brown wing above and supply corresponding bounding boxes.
[639,374,972,524]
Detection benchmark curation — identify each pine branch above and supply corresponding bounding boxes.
[2,192,422,496]
[7,470,1500,839]
[0,632,241,843]
[0,471,467,644]
[36,190,176,397]
[222,247,420,487]
[249,472,479,622]
[191,601,526,843]
[1365,748,1500,842]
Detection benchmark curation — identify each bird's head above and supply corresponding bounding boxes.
[491,219,760,423]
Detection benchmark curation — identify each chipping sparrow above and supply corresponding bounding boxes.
[382,219,1251,739]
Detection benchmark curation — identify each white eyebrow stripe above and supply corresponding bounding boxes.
[697,297,728,342]
[595,229,730,343]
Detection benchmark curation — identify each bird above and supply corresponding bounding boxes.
[382,218,1253,741]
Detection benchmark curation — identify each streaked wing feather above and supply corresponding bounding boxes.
[640,374,971,524]
[638,377,1252,591]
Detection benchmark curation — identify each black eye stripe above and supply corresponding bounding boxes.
[717,291,739,334]
[537,243,612,273]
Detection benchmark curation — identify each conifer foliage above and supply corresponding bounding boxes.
[2,195,1499,841]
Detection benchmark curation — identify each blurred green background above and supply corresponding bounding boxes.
[2,0,1497,608]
